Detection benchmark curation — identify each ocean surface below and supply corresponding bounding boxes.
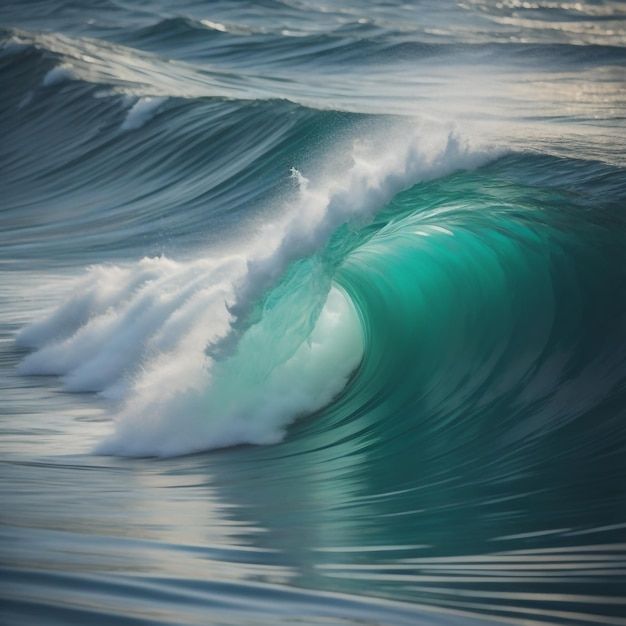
[1,1,626,624]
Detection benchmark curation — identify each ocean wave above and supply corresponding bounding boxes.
[16,121,497,455]
[15,117,626,459]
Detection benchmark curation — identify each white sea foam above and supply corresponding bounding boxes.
[1,35,29,56]
[17,257,242,391]
[200,19,229,32]
[121,96,166,130]
[227,121,494,328]
[17,120,496,456]
[43,64,75,86]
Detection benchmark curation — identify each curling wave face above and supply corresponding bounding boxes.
[16,122,497,455]
[13,121,626,466]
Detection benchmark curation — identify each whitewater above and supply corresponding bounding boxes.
[1,1,626,625]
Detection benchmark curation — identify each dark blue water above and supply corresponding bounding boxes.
[1,1,626,624]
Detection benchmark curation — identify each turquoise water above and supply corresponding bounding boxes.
[1,1,626,624]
